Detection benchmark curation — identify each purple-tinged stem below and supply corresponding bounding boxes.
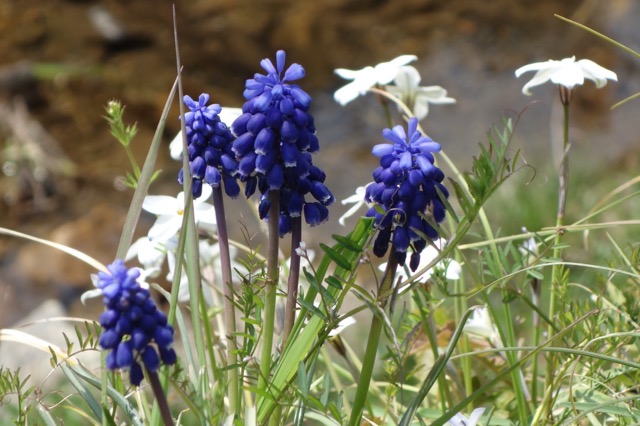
[147,369,174,426]
[211,186,240,416]
[282,217,302,344]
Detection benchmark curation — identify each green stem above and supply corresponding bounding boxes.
[424,309,453,411]
[543,95,571,424]
[454,269,473,398]
[123,145,141,180]
[212,186,240,416]
[530,278,541,404]
[283,217,302,344]
[348,250,398,426]
[258,191,281,406]
[501,296,530,424]
[440,123,531,421]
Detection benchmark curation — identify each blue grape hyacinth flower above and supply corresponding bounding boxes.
[365,117,448,268]
[178,93,240,199]
[231,50,334,236]
[97,260,177,386]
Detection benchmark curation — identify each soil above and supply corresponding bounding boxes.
[0,0,638,325]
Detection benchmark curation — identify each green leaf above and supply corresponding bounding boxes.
[331,234,363,252]
[115,76,179,261]
[297,361,308,398]
[73,364,144,426]
[35,403,57,426]
[319,243,352,271]
[298,299,328,321]
[324,275,343,290]
[399,307,476,426]
[61,363,103,422]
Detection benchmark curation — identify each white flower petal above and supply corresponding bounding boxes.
[329,316,356,337]
[374,61,406,84]
[392,65,422,91]
[550,61,584,89]
[416,86,456,104]
[334,67,369,79]
[387,54,418,70]
[218,107,243,127]
[468,408,486,424]
[338,202,364,226]
[578,59,618,87]
[148,215,181,242]
[334,81,367,105]
[516,56,616,95]
[445,260,462,280]
[412,102,429,120]
[143,195,179,215]
[170,131,184,160]
[334,56,416,105]
[515,59,557,78]
[520,68,557,95]
[194,185,213,203]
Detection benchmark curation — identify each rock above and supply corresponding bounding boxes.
[0,299,100,387]
[15,203,125,288]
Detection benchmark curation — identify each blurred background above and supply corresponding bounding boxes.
[0,0,638,326]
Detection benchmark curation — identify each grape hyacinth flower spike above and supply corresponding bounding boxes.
[365,117,448,268]
[178,93,240,199]
[231,50,334,236]
[97,260,177,386]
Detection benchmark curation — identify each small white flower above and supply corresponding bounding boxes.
[170,107,243,160]
[126,236,175,277]
[338,185,369,226]
[334,55,417,106]
[386,66,456,119]
[519,227,539,259]
[515,56,617,96]
[142,185,216,243]
[447,407,485,426]
[381,238,461,291]
[464,306,501,348]
[176,240,240,307]
[295,241,308,257]
[328,316,356,337]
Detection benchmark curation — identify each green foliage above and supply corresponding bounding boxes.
[103,99,161,189]
[0,368,34,425]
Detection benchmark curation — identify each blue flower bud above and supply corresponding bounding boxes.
[142,347,160,372]
[154,326,174,347]
[99,310,119,328]
[99,329,120,349]
[115,340,134,368]
[130,362,144,386]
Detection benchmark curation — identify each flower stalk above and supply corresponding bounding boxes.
[211,186,240,416]
[544,95,571,422]
[283,217,302,344]
[148,369,175,426]
[258,191,280,397]
[348,250,398,426]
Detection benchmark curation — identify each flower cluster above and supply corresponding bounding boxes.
[232,50,334,236]
[365,117,448,268]
[178,93,240,199]
[97,260,177,386]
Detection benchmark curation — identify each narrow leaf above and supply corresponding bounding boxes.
[319,243,352,271]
